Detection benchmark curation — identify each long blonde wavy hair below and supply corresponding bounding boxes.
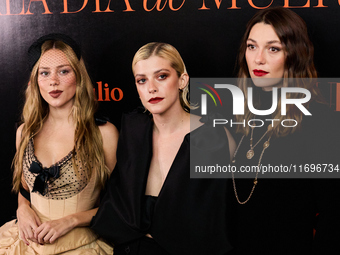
[12,40,109,192]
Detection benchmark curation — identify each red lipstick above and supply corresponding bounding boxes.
[253,69,269,77]
[49,90,63,98]
[148,97,164,104]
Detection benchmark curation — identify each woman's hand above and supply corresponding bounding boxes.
[34,208,98,244]
[34,216,76,244]
[17,194,41,245]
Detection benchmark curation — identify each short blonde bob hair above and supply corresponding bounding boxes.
[132,42,191,112]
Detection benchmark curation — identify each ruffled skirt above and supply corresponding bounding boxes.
[0,219,113,255]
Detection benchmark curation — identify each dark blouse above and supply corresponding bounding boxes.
[228,91,340,254]
[142,195,157,231]
[91,108,233,255]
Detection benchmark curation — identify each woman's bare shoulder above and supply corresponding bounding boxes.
[15,123,25,149]
[98,121,119,142]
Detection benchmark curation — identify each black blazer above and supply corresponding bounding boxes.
[91,108,233,255]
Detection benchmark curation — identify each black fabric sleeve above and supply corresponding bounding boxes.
[19,186,30,202]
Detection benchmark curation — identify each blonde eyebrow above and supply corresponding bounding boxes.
[134,74,145,78]
[154,69,170,74]
[135,69,171,77]
[39,64,71,69]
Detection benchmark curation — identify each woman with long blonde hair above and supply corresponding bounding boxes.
[0,33,118,254]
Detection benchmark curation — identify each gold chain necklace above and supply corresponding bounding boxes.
[246,123,270,159]
[231,127,273,205]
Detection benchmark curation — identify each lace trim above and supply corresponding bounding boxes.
[23,138,89,200]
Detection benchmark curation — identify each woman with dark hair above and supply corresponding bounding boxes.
[229,7,340,254]
[0,34,118,254]
[91,42,236,255]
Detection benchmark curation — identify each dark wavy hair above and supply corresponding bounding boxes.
[236,7,325,137]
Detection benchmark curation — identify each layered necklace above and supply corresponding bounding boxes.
[231,124,273,204]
